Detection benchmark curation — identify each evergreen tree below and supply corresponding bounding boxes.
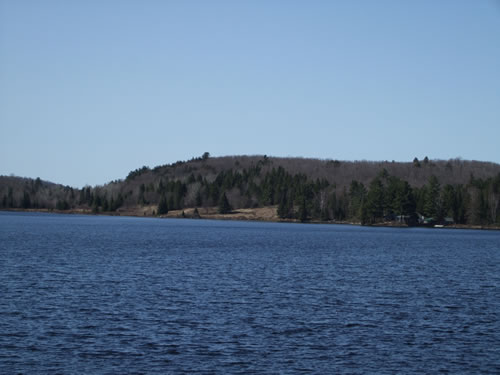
[209,184,220,206]
[158,195,169,215]
[22,191,31,209]
[193,207,200,218]
[94,193,102,208]
[7,187,15,208]
[218,192,232,214]
[492,174,500,224]
[454,185,468,224]
[56,200,70,210]
[115,193,124,210]
[475,190,489,225]
[102,197,109,212]
[85,187,92,205]
[441,184,456,219]
[424,175,440,218]
[277,190,293,219]
[137,184,147,205]
[337,188,348,221]
[35,177,42,191]
[298,196,308,222]
[158,179,165,194]
[348,181,366,220]
[260,176,274,205]
[328,192,337,220]
[195,190,203,207]
[364,177,385,223]
[360,198,369,225]
[168,196,175,211]
[392,180,415,217]
[79,189,85,205]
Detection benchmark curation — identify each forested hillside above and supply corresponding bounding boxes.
[2,154,500,226]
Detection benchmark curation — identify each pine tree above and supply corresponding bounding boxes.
[22,191,31,209]
[193,207,200,218]
[102,197,109,212]
[79,189,85,205]
[441,184,456,219]
[7,187,15,208]
[364,177,385,223]
[298,196,308,222]
[56,200,70,210]
[218,192,231,214]
[360,198,369,225]
[195,190,203,207]
[277,190,293,219]
[392,180,415,217]
[348,181,366,220]
[157,195,169,215]
[424,175,440,218]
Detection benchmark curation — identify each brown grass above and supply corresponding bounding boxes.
[161,206,279,222]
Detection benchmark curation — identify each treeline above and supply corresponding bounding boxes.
[0,177,126,214]
[168,165,499,225]
[1,155,500,226]
[0,177,71,210]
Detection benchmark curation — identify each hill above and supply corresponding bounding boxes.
[2,154,500,226]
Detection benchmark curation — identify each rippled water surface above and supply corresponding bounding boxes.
[1,211,499,374]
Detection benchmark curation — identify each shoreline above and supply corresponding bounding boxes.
[2,207,500,231]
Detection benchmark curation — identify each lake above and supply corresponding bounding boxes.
[0,211,499,374]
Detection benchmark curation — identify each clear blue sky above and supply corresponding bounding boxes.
[1,0,499,187]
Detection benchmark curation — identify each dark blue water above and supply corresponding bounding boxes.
[0,212,499,374]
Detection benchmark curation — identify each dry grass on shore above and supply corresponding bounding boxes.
[161,206,280,222]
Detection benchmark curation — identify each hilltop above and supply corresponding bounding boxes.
[1,154,500,227]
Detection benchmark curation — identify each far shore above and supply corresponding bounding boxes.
[2,207,500,231]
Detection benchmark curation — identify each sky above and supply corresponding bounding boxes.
[1,0,499,187]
